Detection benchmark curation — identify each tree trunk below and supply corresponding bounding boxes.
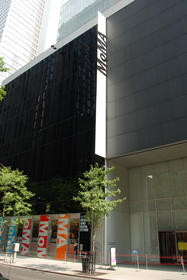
[91,229,96,274]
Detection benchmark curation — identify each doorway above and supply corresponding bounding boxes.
[159,232,176,263]
[176,232,187,262]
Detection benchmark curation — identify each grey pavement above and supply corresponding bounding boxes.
[0,254,186,280]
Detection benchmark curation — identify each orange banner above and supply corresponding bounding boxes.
[56,214,69,260]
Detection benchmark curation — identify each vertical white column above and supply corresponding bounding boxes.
[95,11,106,158]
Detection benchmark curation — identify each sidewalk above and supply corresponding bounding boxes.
[0,254,186,280]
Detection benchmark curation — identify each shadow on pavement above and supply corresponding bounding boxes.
[14,263,69,272]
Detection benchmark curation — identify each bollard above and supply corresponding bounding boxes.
[146,254,148,270]
[13,252,17,263]
[4,253,7,263]
[181,257,185,273]
[4,253,12,264]
[137,254,139,270]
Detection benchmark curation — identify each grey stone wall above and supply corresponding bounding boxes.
[107,0,187,158]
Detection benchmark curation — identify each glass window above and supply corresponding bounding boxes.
[46,215,58,259]
[16,223,23,242]
[67,213,80,261]
[29,216,40,256]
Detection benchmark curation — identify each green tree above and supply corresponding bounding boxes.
[0,165,35,225]
[0,57,9,101]
[73,163,126,274]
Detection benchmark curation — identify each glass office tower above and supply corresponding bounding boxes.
[0,0,12,42]
[57,0,123,42]
[0,0,46,84]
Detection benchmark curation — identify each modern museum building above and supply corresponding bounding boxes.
[1,0,187,263]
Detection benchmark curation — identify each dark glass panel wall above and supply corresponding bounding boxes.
[0,27,102,182]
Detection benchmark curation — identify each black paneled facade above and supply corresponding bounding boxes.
[0,27,102,182]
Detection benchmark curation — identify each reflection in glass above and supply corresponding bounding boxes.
[57,0,123,41]
[29,216,40,256]
[128,158,187,255]
[67,213,80,261]
[47,215,58,259]
[16,223,23,242]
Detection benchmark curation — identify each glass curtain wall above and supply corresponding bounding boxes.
[0,0,46,84]
[57,0,121,41]
[129,158,187,260]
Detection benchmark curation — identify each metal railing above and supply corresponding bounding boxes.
[65,250,187,273]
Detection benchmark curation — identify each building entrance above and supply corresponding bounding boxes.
[159,232,176,263]
[176,232,187,262]
[159,231,187,263]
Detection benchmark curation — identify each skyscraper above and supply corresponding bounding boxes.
[0,0,46,84]
[57,0,134,42]
[0,0,133,84]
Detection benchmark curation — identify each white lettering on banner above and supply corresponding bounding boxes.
[21,244,28,255]
[37,248,46,258]
[59,214,66,219]
[24,221,29,229]
[8,235,14,245]
[56,234,67,248]
[58,220,68,231]
[56,216,68,248]
[38,236,45,247]
[21,218,32,256]
[22,230,30,243]
[56,214,69,260]
[9,226,14,235]
[39,222,48,236]
[37,215,49,258]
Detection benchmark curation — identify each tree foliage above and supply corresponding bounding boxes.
[0,57,9,101]
[73,163,126,273]
[0,165,35,220]
[0,57,9,73]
